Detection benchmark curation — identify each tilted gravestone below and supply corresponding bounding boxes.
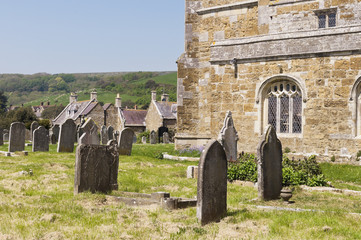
[219,111,239,161]
[9,122,26,152]
[107,126,114,141]
[33,126,49,152]
[50,133,57,144]
[118,128,135,155]
[3,133,9,142]
[57,119,76,152]
[150,130,157,144]
[30,121,39,141]
[0,129,3,146]
[51,125,60,142]
[197,140,227,225]
[101,125,108,145]
[257,125,283,201]
[74,140,119,194]
[163,132,170,144]
[79,118,100,145]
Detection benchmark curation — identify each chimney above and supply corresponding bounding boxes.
[161,93,169,102]
[151,91,157,101]
[90,90,97,101]
[115,93,122,108]
[70,93,78,103]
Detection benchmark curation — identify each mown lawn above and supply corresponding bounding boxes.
[0,144,360,239]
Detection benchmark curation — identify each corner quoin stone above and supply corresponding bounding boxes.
[257,125,283,201]
[197,140,227,225]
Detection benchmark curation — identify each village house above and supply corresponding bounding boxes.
[32,101,57,119]
[176,0,361,160]
[145,91,177,139]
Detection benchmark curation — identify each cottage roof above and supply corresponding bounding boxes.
[103,103,112,110]
[122,109,147,126]
[154,101,177,119]
[52,100,95,125]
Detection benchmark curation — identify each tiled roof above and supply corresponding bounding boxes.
[52,100,93,125]
[154,101,177,119]
[81,102,98,116]
[122,109,147,126]
[103,103,112,110]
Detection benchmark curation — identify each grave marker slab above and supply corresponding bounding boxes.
[107,126,114,140]
[33,126,49,152]
[163,132,170,144]
[30,121,39,140]
[150,130,157,144]
[3,133,9,142]
[142,136,147,144]
[101,125,108,145]
[197,140,227,225]
[219,111,238,161]
[118,128,135,155]
[51,125,60,143]
[57,119,76,152]
[257,125,283,201]
[8,122,26,152]
[0,129,3,146]
[79,118,99,145]
[74,140,119,194]
[50,133,57,144]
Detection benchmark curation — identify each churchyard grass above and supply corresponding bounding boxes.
[0,143,360,239]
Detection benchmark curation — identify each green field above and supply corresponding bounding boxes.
[0,144,360,239]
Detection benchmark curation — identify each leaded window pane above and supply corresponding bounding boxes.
[293,95,302,133]
[318,15,326,28]
[328,13,336,27]
[280,96,289,133]
[268,95,277,131]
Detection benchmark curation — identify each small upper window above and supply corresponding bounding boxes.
[317,11,336,29]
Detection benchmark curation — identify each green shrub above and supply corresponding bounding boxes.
[137,130,150,143]
[331,155,336,162]
[284,147,291,153]
[227,153,257,182]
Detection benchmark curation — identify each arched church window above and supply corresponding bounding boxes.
[266,81,302,133]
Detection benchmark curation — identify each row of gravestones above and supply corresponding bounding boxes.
[148,130,170,144]
[197,111,282,225]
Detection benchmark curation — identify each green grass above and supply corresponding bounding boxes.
[320,163,361,191]
[0,144,360,239]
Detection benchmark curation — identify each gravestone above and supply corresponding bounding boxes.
[219,111,239,161]
[150,130,157,144]
[79,118,100,145]
[33,126,49,152]
[50,133,57,144]
[257,125,283,201]
[0,129,3,146]
[51,125,60,142]
[142,136,147,144]
[113,131,119,143]
[197,140,227,225]
[30,121,39,141]
[25,129,31,141]
[163,132,170,144]
[107,126,114,140]
[101,125,108,145]
[3,133,9,142]
[8,122,26,152]
[74,140,119,194]
[57,119,76,152]
[118,128,135,155]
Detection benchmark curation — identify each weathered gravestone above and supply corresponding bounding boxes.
[113,131,119,143]
[219,111,238,161]
[50,133,57,144]
[30,121,39,141]
[101,125,108,145]
[107,126,114,140]
[79,118,100,145]
[197,140,227,225]
[0,129,3,146]
[150,130,157,144]
[8,122,26,152]
[257,125,283,201]
[141,136,147,144]
[51,125,60,142]
[118,128,135,155]
[33,126,49,152]
[25,129,31,141]
[163,132,170,144]
[57,119,76,152]
[3,133,9,142]
[74,140,119,194]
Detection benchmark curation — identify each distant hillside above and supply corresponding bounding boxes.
[2,71,177,109]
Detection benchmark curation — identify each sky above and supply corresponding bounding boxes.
[0,1,185,74]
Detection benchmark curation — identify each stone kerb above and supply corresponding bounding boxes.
[74,140,119,195]
[0,128,3,146]
[257,125,283,201]
[197,140,227,225]
[118,128,135,156]
[30,121,39,141]
[9,122,26,152]
[57,119,76,153]
[79,118,100,145]
[33,126,49,152]
[218,111,239,161]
